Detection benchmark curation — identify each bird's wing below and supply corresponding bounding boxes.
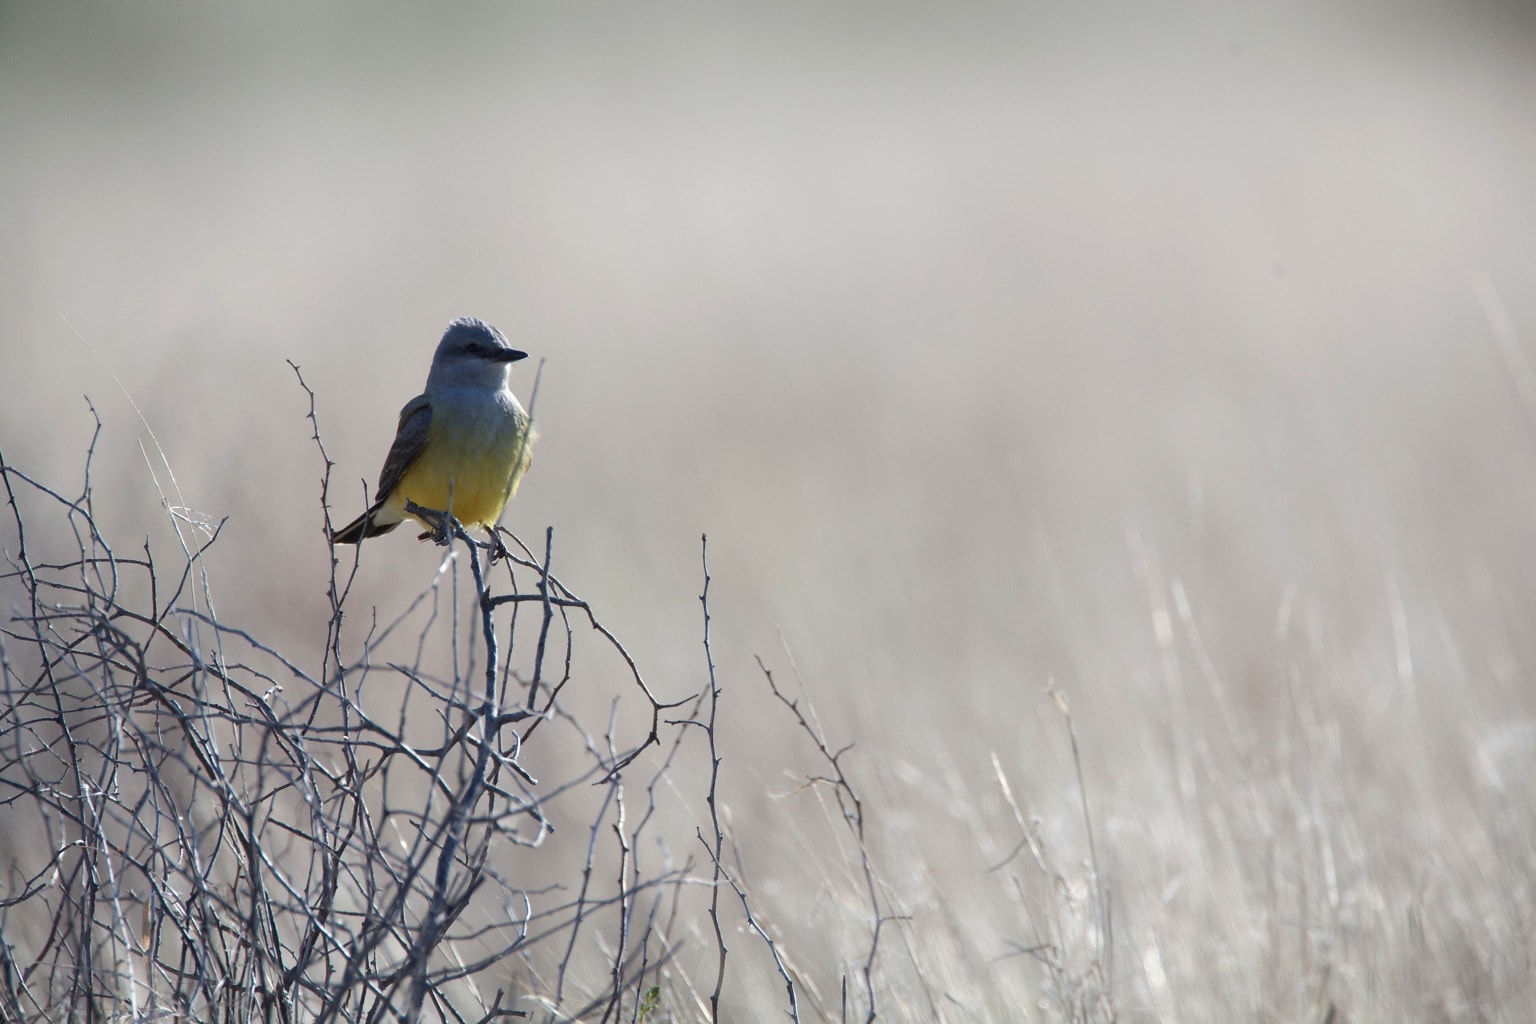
[375,394,432,502]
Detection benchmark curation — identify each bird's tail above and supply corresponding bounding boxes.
[331,504,400,545]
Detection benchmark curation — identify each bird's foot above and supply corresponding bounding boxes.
[405,502,457,546]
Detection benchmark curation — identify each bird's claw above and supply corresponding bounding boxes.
[406,502,456,546]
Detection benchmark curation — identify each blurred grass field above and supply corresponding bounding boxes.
[4,2,1536,1018]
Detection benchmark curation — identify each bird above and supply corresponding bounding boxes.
[331,317,536,546]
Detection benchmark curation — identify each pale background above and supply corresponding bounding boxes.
[4,2,1536,1018]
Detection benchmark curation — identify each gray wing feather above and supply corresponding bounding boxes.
[376,395,432,501]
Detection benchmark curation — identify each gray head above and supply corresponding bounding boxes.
[426,317,527,389]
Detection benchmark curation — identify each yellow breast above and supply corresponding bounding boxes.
[391,397,533,530]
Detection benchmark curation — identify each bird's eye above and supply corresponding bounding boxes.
[465,342,482,355]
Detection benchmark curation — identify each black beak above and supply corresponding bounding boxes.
[494,349,528,363]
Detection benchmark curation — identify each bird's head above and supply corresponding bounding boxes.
[426,317,527,390]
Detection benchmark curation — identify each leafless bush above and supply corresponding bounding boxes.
[0,382,739,1022]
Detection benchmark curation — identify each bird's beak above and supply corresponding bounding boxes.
[496,349,528,363]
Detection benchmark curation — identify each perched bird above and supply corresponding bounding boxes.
[332,317,536,545]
